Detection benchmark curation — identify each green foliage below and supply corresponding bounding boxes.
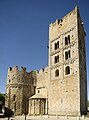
[88,100,89,107]
[0,93,5,106]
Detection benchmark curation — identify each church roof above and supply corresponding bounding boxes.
[29,93,46,99]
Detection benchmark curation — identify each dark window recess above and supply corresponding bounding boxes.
[65,35,70,45]
[55,69,59,77]
[55,55,59,63]
[68,35,70,44]
[9,79,10,83]
[9,67,12,71]
[65,66,70,75]
[38,90,40,93]
[14,102,16,112]
[60,19,63,22]
[34,87,36,93]
[65,50,70,60]
[69,50,70,58]
[13,95,16,101]
[65,37,68,45]
[55,41,59,50]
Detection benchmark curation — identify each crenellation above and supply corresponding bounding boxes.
[13,66,18,71]
[8,67,12,72]
[21,66,26,72]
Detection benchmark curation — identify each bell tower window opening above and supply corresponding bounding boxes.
[54,55,59,63]
[65,35,70,45]
[55,69,59,77]
[65,50,70,60]
[54,41,59,50]
[65,66,70,75]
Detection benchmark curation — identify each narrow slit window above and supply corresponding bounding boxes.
[65,50,70,60]
[65,52,68,60]
[68,35,70,44]
[54,55,59,63]
[65,37,68,45]
[13,95,16,101]
[55,43,57,50]
[68,50,70,58]
[65,35,70,45]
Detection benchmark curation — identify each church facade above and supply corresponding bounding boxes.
[5,6,87,116]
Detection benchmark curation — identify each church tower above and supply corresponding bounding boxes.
[48,6,87,115]
[5,6,87,116]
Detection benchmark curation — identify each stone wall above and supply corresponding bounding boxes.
[78,9,87,114]
[48,6,87,116]
[36,67,50,98]
[5,66,37,115]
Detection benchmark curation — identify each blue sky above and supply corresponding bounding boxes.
[0,0,89,99]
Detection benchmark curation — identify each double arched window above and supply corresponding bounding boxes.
[65,50,70,60]
[65,35,70,45]
[55,41,59,50]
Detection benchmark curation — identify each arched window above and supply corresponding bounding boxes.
[65,66,70,75]
[55,69,59,77]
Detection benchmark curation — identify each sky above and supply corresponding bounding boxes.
[0,0,89,99]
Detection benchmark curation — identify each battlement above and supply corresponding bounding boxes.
[49,6,79,29]
[7,66,37,86]
[49,6,80,42]
[8,66,18,72]
[8,66,27,73]
[37,66,49,75]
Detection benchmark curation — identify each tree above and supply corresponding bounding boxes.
[0,93,5,106]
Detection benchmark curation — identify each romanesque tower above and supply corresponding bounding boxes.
[5,66,37,115]
[48,6,87,115]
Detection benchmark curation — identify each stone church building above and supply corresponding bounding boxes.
[5,6,87,116]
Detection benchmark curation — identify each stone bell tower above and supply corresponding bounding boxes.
[48,6,87,115]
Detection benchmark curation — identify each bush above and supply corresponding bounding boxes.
[0,93,5,106]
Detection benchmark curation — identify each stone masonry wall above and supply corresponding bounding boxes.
[5,66,36,115]
[78,10,87,114]
[48,7,81,115]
